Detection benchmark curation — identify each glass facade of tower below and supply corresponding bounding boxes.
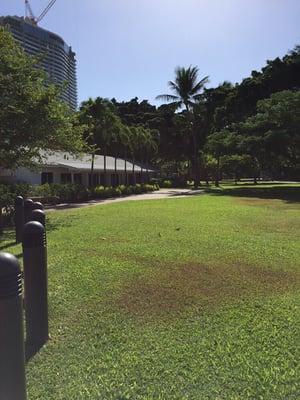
[0,16,77,110]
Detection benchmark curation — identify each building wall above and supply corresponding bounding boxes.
[0,16,77,110]
[14,167,41,185]
[1,166,154,187]
[0,168,16,184]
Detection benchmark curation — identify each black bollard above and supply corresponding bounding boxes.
[32,201,44,211]
[31,209,46,228]
[24,199,34,224]
[22,222,48,351]
[0,252,27,400]
[15,196,24,243]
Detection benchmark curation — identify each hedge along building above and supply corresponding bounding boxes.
[0,152,156,187]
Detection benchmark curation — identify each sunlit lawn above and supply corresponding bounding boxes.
[1,184,299,399]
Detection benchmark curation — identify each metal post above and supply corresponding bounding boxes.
[31,209,46,228]
[24,199,34,224]
[22,222,48,351]
[32,201,44,211]
[0,252,27,400]
[15,196,24,243]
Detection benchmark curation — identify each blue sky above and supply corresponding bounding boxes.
[1,0,300,105]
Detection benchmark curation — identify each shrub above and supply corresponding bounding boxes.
[133,184,143,194]
[143,184,158,192]
[0,181,160,223]
[30,183,52,198]
[74,184,90,202]
[113,187,122,197]
[103,186,114,198]
[0,182,31,208]
[149,178,160,186]
[13,183,31,198]
[0,184,14,209]
[93,185,105,198]
[49,183,89,203]
[0,183,31,227]
[118,185,126,195]
[122,186,133,195]
[161,180,172,188]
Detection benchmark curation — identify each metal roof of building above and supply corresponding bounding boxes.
[41,152,155,173]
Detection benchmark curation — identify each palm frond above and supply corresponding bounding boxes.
[168,81,180,94]
[155,94,180,102]
[157,66,208,110]
[190,76,209,95]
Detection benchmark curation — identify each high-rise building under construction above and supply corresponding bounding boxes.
[0,15,77,110]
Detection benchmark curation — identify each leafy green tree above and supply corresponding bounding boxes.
[125,125,156,184]
[221,155,259,184]
[206,46,300,129]
[237,90,300,180]
[0,27,83,170]
[112,97,157,126]
[205,130,239,186]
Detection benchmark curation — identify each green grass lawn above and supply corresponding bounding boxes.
[1,186,300,399]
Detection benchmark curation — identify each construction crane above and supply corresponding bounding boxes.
[25,0,57,25]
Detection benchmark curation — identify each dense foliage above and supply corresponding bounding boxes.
[110,47,300,184]
[79,97,158,186]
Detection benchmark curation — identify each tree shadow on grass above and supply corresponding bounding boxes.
[45,214,81,233]
[205,185,300,203]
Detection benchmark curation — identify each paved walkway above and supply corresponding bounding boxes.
[46,188,204,211]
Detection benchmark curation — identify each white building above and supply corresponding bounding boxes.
[0,152,156,186]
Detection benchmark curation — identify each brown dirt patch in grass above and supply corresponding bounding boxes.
[116,262,300,318]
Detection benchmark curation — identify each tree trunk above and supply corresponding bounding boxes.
[185,103,200,187]
[194,158,201,187]
[103,146,107,186]
[192,133,201,187]
[90,152,95,187]
[124,150,128,185]
[141,161,143,184]
[235,174,238,185]
[215,155,220,187]
[204,168,209,186]
[114,155,117,186]
[146,154,150,183]
[132,156,136,185]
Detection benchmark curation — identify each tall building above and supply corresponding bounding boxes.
[0,15,77,110]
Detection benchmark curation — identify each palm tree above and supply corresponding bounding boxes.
[129,126,141,185]
[141,129,158,183]
[79,97,121,187]
[119,126,132,185]
[156,66,209,186]
[127,126,156,185]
